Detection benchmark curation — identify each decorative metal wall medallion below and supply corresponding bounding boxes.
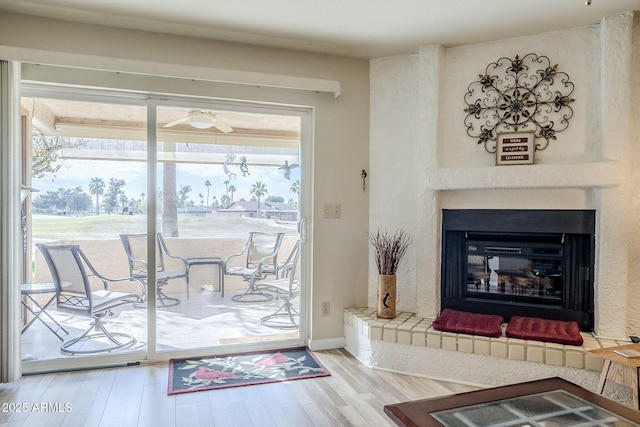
[463,53,575,153]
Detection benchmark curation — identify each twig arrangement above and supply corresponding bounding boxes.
[369,229,412,275]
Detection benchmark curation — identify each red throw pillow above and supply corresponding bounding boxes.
[432,308,504,338]
[506,316,583,346]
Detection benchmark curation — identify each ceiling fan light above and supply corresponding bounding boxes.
[188,116,214,129]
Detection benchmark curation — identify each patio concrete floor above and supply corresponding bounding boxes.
[20,282,300,361]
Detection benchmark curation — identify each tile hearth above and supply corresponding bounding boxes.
[345,308,630,372]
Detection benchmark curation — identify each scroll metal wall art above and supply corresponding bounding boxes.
[463,53,575,154]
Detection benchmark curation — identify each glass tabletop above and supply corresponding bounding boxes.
[431,389,640,427]
[21,282,56,294]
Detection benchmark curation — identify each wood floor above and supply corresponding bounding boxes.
[0,348,477,427]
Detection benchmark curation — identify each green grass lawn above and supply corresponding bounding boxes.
[33,214,297,240]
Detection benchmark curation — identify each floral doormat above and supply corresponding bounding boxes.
[167,347,330,395]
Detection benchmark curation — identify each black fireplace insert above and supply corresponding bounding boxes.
[441,209,595,331]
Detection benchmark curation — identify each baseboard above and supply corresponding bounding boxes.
[307,337,345,351]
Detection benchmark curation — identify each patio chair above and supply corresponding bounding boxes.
[256,240,301,329]
[36,243,142,355]
[224,232,285,302]
[156,233,225,298]
[119,233,185,307]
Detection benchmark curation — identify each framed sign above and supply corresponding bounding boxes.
[496,131,535,165]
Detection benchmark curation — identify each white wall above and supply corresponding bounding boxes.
[0,12,370,346]
[370,12,639,339]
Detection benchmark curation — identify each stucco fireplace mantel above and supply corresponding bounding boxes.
[425,161,621,191]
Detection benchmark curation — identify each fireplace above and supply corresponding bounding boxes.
[441,209,595,331]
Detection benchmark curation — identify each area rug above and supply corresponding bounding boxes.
[432,308,504,338]
[167,347,330,395]
[506,316,584,346]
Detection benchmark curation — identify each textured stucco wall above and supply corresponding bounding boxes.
[629,16,640,335]
[369,12,638,340]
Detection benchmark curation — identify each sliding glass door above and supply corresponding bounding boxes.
[20,88,306,370]
[153,102,302,354]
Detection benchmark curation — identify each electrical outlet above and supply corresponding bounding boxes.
[322,302,330,316]
[333,204,341,218]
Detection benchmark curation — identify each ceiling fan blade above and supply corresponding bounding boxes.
[212,120,233,133]
[163,117,189,128]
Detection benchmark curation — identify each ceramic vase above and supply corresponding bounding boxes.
[377,274,396,319]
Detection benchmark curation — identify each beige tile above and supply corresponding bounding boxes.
[508,342,525,361]
[397,330,411,345]
[526,345,545,363]
[474,337,491,355]
[398,321,417,332]
[458,336,473,353]
[585,354,605,372]
[411,320,430,333]
[581,334,600,350]
[426,330,441,348]
[382,326,397,343]
[396,312,413,321]
[370,325,383,341]
[545,348,564,366]
[491,340,508,358]
[362,308,376,316]
[565,351,584,369]
[544,342,566,351]
[412,331,426,346]
[597,339,619,349]
[442,333,457,351]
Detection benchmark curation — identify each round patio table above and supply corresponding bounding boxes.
[21,282,68,341]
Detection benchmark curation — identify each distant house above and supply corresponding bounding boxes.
[178,205,213,217]
[219,201,297,221]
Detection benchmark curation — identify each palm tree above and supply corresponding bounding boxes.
[88,177,105,215]
[204,180,211,207]
[290,179,300,214]
[290,180,299,196]
[250,181,268,219]
[119,193,129,214]
[223,179,230,197]
[228,184,236,202]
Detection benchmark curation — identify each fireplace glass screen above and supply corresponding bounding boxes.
[441,209,595,330]
[466,234,563,304]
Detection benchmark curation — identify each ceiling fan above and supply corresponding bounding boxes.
[162,110,237,133]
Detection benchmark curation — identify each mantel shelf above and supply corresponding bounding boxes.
[425,161,621,191]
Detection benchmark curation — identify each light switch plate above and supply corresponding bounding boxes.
[323,203,332,218]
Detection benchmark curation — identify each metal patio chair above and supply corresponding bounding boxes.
[256,240,301,329]
[224,232,285,302]
[119,233,185,307]
[36,243,142,355]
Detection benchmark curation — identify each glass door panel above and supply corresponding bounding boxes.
[155,104,302,352]
[21,96,148,362]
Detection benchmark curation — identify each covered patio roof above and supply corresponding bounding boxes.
[22,97,301,167]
